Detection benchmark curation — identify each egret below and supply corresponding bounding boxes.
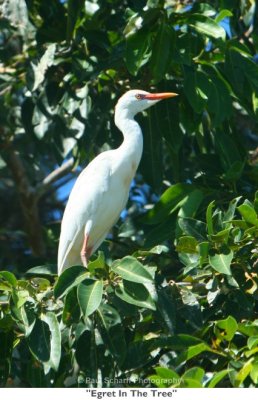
[58,89,178,274]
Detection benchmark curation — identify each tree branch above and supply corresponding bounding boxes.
[35,158,75,200]
[2,147,46,257]
[3,146,76,258]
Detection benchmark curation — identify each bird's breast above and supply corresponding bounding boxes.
[120,161,137,188]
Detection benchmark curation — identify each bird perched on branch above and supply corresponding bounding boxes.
[58,89,178,275]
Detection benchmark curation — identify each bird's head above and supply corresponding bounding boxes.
[115,89,178,118]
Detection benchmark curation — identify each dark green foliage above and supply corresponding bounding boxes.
[0,0,258,389]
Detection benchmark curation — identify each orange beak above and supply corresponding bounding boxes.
[144,92,178,100]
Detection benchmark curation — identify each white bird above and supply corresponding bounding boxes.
[58,89,178,274]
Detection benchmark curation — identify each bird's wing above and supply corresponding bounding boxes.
[58,151,129,273]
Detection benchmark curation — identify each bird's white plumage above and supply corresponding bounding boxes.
[58,89,176,274]
[58,150,133,272]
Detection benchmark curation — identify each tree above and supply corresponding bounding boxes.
[0,0,258,388]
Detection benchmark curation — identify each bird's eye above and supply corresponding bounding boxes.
[135,94,145,100]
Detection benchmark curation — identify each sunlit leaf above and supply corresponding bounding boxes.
[235,359,253,387]
[207,369,231,388]
[115,280,156,310]
[0,271,17,287]
[31,44,56,91]
[176,236,198,254]
[188,14,226,40]
[215,316,238,341]
[148,367,180,388]
[209,248,233,275]
[111,256,154,284]
[142,183,194,225]
[54,266,87,298]
[77,279,103,317]
[41,312,61,373]
[178,217,207,241]
[238,204,258,226]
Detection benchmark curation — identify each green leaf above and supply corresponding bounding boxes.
[125,30,151,75]
[250,361,258,384]
[182,367,205,383]
[181,367,205,387]
[97,304,126,365]
[135,245,169,257]
[12,289,30,309]
[115,280,156,310]
[87,251,106,274]
[152,92,183,181]
[122,335,204,371]
[27,319,51,363]
[247,336,258,349]
[122,340,153,370]
[176,342,212,366]
[144,213,177,248]
[188,14,226,40]
[139,107,164,191]
[75,330,94,373]
[31,105,50,140]
[176,236,198,254]
[157,334,204,350]
[215,9,233,23]
[238,323,258,338]
[54,265,87,298]
[62,287,80,325]
[149,367,180,388]
[210,228,231,244]
[184,67,210,113]
[0,330,14,386]
[178,217,207,241]
[223,161,244,182]
[214,129,242,172]
[111,256,153,284]
[254,191,258,214]
[31,44,56,91]
[226,47,258,94]
[209,248,233,275]
[180,378,203,388]
[20,301,36,336]
[124,8,160,37]
[235,358,253,387]
[178,189,204,218]
[157,287,177,334]
[206,201,215,235]
[215,316,238,341]
[150,23,175,83]
[142,183,194,225]
[208,369,231,388]
[26,264,57,276]
[41,312,61,373]
[27,313,61,374]
[66,0,84,41]
[199,241,210,265]
[204,66,233,126]
[0,271,17,287]
[238,204,258,226]
[223,197,242,226]
[77,279,103,317]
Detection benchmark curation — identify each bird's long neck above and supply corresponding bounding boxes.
[115,109,143,168]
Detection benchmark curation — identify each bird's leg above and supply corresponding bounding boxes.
[80,234,91,267]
